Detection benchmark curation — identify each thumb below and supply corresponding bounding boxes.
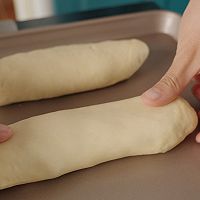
[141,52,199,106]
[141,71,184,106]
[0,124,13,143]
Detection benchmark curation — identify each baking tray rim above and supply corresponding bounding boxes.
[0,10,181,39]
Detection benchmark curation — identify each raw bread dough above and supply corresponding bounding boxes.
[0,39,149,106]
[0,96,197,189]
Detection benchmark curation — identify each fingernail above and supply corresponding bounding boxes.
[143,88,161,101]
[196,134,200,143]
[0,125,13,143]
[0,125,10,132]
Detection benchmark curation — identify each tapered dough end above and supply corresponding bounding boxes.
[124,39,150,79]
[157,97,198,153]
[130,39,150,66]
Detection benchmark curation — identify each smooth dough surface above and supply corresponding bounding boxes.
[0,96,197,189]
[0,39,149,106]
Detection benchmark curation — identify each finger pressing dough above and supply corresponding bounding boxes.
[0,39,149,106]
[0,96,197,189]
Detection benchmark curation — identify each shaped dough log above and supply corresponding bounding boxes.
[0,96,197,189]
[0,39,149,106]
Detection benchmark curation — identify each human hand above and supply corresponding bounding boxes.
[141,0,200,142]
[0,124,13,143]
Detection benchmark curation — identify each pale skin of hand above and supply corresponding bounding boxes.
[0,0,199,143]
[141,0,200,142]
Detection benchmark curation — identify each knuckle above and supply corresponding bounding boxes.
[159,72,180,93]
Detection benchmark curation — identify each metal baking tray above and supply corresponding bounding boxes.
[0,11,200,200]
